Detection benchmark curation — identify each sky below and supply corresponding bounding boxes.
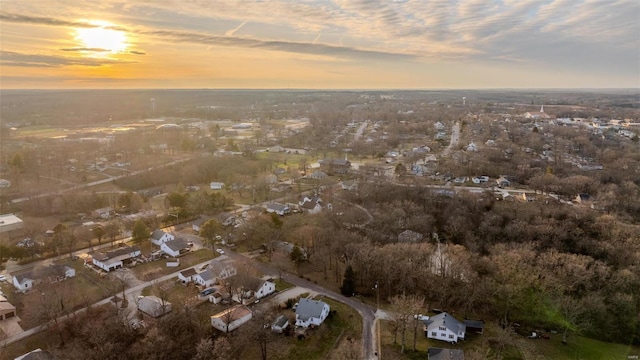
[1,0,639,89]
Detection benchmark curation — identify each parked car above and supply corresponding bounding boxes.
[216,249,225,254]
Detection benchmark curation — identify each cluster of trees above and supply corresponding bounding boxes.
[325,184,639,345]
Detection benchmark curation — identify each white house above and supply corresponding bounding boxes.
[210,182,225,190]
[233,277,276,304]
[211,305,252,333]
[299,196,322,214]
[90,246,141,272]
[209,256,237,279]
[193,269,217,288]
[341,180,358,191]
[295,298,330,328]
[11,264,76,292]
[178,268,197,284]
[92,207,113,219]
[160,238,190,257]
[138,296,172,318]
[423,312,466,344]
[151,229,175,246]
[265,203,290,216]
[271,314,289,333]
[308,171,328,180]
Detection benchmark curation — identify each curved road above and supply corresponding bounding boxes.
[225,250,378,359]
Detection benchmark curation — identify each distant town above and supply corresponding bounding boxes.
[0,89,639,360]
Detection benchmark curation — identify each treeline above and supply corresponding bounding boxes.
[336,184,639,344]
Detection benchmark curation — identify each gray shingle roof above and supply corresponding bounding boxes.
[295,298,328,321]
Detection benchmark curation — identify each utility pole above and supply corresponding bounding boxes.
[375,281,380,309]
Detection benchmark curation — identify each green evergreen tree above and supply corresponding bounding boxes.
[340,265,356,297]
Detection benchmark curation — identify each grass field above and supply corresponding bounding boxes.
[528,334,639,360]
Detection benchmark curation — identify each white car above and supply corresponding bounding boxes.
[216,249,225,254]
[0,275,6,282]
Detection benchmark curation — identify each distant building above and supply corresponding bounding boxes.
[210,182,225,190]
[423,312,466,343]
[0,295,17,321]
[0,214,25,241]
[398,230,423,243]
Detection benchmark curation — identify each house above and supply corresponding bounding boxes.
[151,229,175,246]
[217,213,237,227]
[137,296,172,318]
[319,158,351,174]
[0,213,25,240]
[233,277,276,304]
[265,203,290,216]
[575,193,591,204]
[209,255,237,280]
[210,182,225,190]
[267,145,284,153]
[295,298,330,328]
[191,217,208,233]
[160,238,191,257]
[179,268,197,284]
[0,295,17,321]
[89,245,141,272]
[92,207,113,219]
[299,196,322,214]
[423,312,466,343]
[11,264,76,292]
[427,348,465,360]
[211,305,253,333]
[496,176,511,188]
[308,171,328,180]
[398,230,423,243]
[341,180,358,191]
[271,314,289,333]
[0,179,10,188]
[14,349,57,360]
[193,269,218,288]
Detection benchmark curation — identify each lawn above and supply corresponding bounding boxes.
[131,248,216,280]
[529,334,639,360]
[284,296,362,360]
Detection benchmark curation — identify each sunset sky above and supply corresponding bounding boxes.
[1,0,639,89]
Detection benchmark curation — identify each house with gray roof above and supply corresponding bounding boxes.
[295,298,330,328]
[271,314,289,333]
[137,295,171,318]
[11,264,76,292]
[160,237,190,257]
[90,245,141,272]
[209,255,237,280]
[423,312,466,343]
[151,229,175,246]
[193,269,217,288]
[265,203,290,216]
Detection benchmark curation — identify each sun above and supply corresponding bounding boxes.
[75,21,128,54]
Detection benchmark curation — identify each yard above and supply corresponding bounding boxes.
[283,296,362,360]
[130,248,216,280]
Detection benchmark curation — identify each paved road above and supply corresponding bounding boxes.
[0,259,213,347]
[442,121,461,156]
[223,250,379,360]
[10,157,191,204]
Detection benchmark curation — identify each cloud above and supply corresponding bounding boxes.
[129,50,146,55]
[0,50,133,68]
[225,21,246,36]
[60,47,110,52]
